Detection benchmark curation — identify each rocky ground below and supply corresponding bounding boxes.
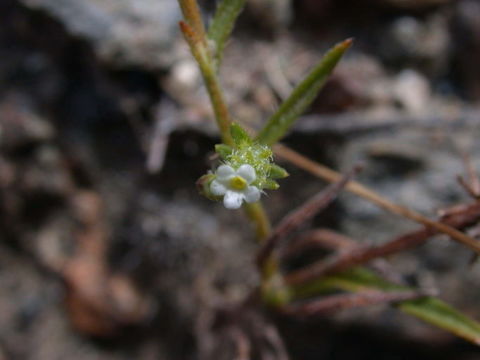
[0,0,480,359]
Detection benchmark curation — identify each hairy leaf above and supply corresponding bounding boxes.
[208,0,246,67]
[256,39,352,145]
[230,122,252,146]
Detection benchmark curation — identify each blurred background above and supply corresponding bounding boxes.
[0,0,480,359]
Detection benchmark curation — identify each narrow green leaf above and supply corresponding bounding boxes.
[291,268,405,299]
[256,39,353,146]
[207,0,246,67]
[291,267,480,345]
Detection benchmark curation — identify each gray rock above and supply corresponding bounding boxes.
[20,0,182,68]
[392,69,431,113]
[380,14,450,76]
[452,0,480,100]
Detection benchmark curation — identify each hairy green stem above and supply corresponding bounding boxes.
[199,57,234,146]
[179,24,233,146]
[179,1,277,301]
[244,202,283,304]
[244,202,272,241]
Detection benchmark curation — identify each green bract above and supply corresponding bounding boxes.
[215,123,288,190]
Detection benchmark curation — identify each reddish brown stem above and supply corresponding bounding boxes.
[282,290,428,317]
[285,201,480,286]
[281,228,358,259]
[274,144,480,254]
[256,166,360,268]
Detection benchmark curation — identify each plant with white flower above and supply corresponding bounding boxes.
[197,123,288,209]
[176,0,480,348]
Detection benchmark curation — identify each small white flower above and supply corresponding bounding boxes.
[210,164,261,209]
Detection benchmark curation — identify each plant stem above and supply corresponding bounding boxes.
[179,21,234,146]
[243,202,277,285]
[285,201,480,286]
[178,1,270,238]
[244,202,271,241]
[257,167,358,268]
[199,58,234,146]
[274,143,480,254]
[178,0,208,47]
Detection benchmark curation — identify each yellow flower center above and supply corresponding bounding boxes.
[229,176,247,190]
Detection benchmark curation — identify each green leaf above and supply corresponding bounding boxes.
[291,268,480,345]
[256,39,353,146]
[207,0,246,67]
[230,122,252,147]
[291,268,405,299]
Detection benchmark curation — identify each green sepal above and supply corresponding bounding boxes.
[215,144,233,159]
[263,179,280,190]
[230,122,252,147]
[269,164,289,179]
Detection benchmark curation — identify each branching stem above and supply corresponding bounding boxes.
[274,144,480,254]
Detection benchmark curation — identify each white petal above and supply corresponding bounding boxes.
[210,180,227,196]
[244,186,261,203]
[223,191,244,209]
[216,165,235,181]
[236,164,256,184]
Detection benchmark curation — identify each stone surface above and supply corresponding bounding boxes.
[20,0,182,68]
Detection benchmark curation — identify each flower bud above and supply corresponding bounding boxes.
[196,173,220,201]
